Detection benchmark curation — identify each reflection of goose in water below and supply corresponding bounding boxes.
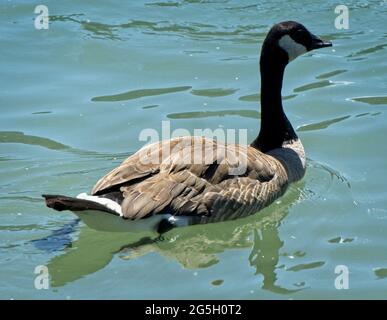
[42,183,304,293]
[43,21,332,233]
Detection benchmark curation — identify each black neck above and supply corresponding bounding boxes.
[250,45,298,152]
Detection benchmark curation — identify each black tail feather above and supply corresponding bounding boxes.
[42,194,120,216]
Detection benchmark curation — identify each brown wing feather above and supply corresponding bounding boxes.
[92,137,189,195]
[91,136,289,221]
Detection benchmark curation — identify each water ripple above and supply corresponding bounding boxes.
[347,43,387,58]
[350,96,387,105]
[0,131,129,159]
[374,268,387,279]
[286,261,325,272]
[328,237,354,244]
[190,88,238,97]
[167,109,260,119]
[238,93,296,102]
[293,80,333,93]
[92,86,192,102]
[297,116,350,132]
[0,131,69,151]
[50,14,267,43]
[316,69,347,79]
[146,1,181,7]
[142,104,159,109]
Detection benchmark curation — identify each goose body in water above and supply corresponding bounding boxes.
[43,21,332,233]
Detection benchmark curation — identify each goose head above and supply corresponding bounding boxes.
[261,21,332,64]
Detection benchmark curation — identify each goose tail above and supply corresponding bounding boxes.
[42,194,178,233]
[42,194,121,216]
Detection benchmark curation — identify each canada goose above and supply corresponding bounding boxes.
[43,21,332,233]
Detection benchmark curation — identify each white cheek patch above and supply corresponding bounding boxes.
[278,35,307,61]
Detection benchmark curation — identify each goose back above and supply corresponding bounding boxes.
[91,136,305,224]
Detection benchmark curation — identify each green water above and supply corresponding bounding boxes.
[1,0,387,299]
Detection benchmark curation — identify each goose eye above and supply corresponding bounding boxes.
[292,29,305,42]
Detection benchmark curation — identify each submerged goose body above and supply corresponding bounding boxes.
[43,21,332,233]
